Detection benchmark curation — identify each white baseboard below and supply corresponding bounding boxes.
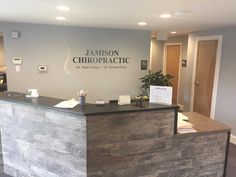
[230,135,236,144]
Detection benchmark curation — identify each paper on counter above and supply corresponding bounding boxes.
[178,119,193,129]
[178,112,189,121]
[177,112,197,134]
[178,128,197,134]
[54,98,79,108]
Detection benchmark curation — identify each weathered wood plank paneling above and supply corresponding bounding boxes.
[0,100,87,177]
[0,99,229,177]
[87,110,227,177]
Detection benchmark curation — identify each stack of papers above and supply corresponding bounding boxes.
[178,113,197,134]
[178,112,189,121]
[54,98,79,108]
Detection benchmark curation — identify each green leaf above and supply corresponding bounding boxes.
[140,70,174,90]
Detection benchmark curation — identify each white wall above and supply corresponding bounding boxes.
[187,26,236,136]
[0,22,151,103]
[150,38,164,72]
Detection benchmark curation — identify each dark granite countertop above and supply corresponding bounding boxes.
[0,92,179,116]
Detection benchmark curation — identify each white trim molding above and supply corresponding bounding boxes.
[149,39,153,70]
[190,35,223,120]
[231,135,236,145]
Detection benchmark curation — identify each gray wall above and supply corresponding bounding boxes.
[165,35,189,111]
[187,26,236,136]
[150,38,164,72]
[0,22,150,103]
[0,35,5,66]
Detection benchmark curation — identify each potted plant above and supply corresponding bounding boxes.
[140,70,173,90]
[134,70,173,106]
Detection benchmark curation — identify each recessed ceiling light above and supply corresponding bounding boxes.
[160,13,172,18]
[174,10,191,16]
[56,16,66,21]
[171,31,177,34]
[138,22,147,26]
[57,6,70,11]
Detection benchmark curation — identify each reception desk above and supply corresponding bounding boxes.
[0,92,230,177]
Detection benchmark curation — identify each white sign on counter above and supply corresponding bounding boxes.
[118,95,131,105]
[149,85,172,105]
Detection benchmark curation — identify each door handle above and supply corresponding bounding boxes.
[194,81,200,86]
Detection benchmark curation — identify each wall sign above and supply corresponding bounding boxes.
[141,60,147,70]
[182,59,187,67]
[149,85,172,105]
[73,49,130,70]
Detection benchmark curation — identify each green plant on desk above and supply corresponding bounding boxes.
[140,70,173,90]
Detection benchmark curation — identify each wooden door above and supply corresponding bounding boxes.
[166,45,181,104]
[193,40,218,117]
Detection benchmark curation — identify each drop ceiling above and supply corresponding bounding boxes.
[0,0,236,33]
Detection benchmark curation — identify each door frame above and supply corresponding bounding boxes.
[163,43,182,105]
[190,35,223,119]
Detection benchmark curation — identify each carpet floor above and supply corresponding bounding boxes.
[1,143,236,177]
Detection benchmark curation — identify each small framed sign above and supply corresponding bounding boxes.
[149,85,172,105]
[141,60,147,70]
[118,95,131,105]
[182,59,187,67]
